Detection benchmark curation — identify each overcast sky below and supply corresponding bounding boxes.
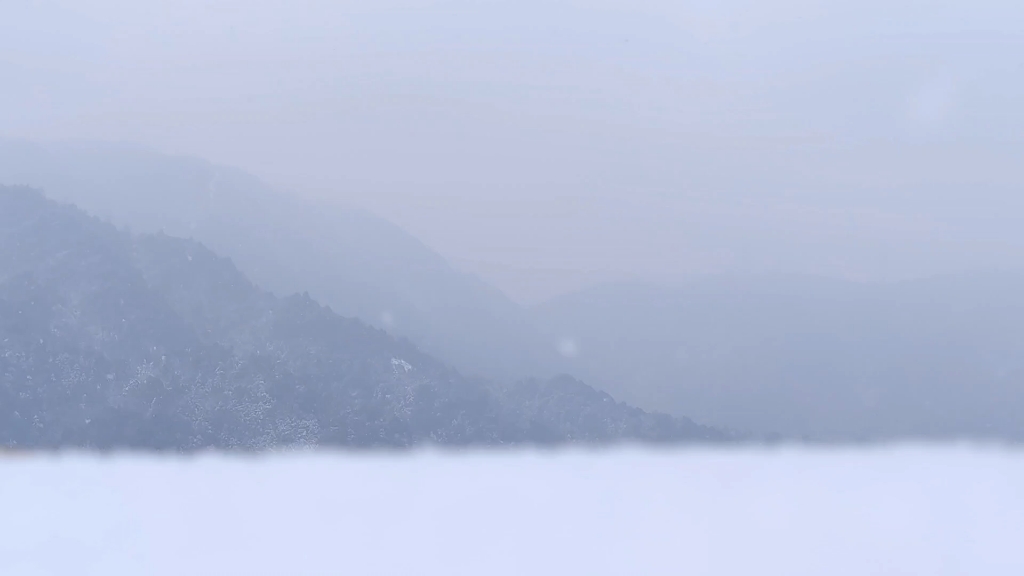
[3,0,1024,302]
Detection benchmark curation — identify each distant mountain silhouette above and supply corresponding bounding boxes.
[535,275,1024,441]
[0,139,560,383]
[0,186,723,449]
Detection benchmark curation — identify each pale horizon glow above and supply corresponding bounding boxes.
[3,447,1023,575]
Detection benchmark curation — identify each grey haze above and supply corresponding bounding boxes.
[3,1,1024,442]
[4,1,1024,301]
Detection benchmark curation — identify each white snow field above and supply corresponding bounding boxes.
[2,446,1022,575]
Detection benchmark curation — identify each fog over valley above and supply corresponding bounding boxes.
[2,2,1023,570]
[4,448,1023,576]
[5,1,1024,302]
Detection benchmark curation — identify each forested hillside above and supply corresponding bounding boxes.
[0,187,722,449]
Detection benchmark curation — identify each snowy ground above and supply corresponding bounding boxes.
[2,445,1022,575]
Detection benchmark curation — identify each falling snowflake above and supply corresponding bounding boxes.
[557,337,579,358]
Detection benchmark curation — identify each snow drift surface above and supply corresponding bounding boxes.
[2,446,1022,575]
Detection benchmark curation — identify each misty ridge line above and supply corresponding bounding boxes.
[0,184,726,450]
[9,0,1024,296]
[5,3,1024,571]
[4,140,1024,444]
[0,138,560,380]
